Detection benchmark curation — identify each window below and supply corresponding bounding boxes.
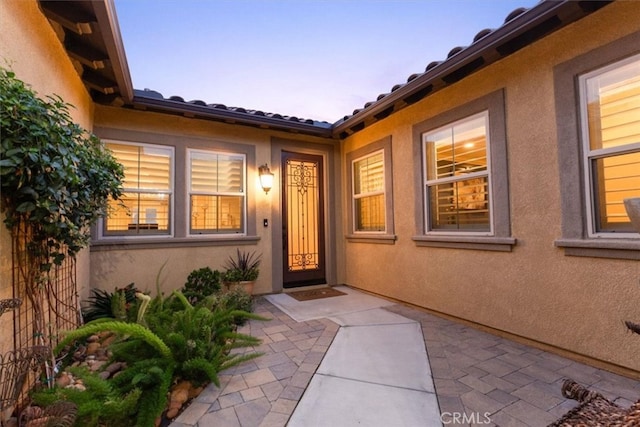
[188,150,246,235]
[353,150,385,232]
[554,31,640,259]
[346,136,395,243]
[423,113,490,233]
[104,142,173,236]
[579,54,640,236]
[412,90,514,251]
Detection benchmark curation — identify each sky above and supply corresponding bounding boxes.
[114,0,538,123]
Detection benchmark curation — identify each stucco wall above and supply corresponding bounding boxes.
[91,105,342,296]
[0,0,94,353]
[341,1,640,374]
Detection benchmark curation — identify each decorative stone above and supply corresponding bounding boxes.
[85,342,100,355]
[55,372,72,388]
[105,361,124,374]
[85,334,100,343]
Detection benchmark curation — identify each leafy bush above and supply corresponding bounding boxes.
[182,267,222,305]
[0,67,123,270]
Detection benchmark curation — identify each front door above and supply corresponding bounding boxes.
[282,151,326,288]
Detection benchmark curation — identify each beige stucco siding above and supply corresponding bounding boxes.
[341,1,640,373]
[91,105,341,296]
[0,0,94,353]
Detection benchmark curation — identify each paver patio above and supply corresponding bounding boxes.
[170,289,640,427]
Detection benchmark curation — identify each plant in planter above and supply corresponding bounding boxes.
[223,249,261,294]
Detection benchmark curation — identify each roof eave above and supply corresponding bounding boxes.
[332,0,612,138]
[131,94,335,138]
[92,0,134,103]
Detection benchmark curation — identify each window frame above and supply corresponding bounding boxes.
[554,31,640,260]
[412,89,515,252]
[100,140,175,239]
[345,136,396,244]
[187,148,247,236]
[578,53,640,238]
[352,149,386,234]
[91,128,259,250]
[422,111,493,236]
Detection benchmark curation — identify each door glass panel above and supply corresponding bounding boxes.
[286,159,320,272]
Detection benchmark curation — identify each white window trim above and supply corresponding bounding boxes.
[186,148,248,237]
[579,53,640,239]
[422,111,494,237]
[99,140,175,240]
[351,149,386,234]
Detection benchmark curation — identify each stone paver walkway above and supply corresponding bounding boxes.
[170,291,640,427]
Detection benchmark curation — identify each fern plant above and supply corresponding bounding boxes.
[53,290,267,426]
[144,291,264,386]
[30,366,141,427]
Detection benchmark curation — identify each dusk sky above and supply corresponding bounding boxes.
[114,0,538,123]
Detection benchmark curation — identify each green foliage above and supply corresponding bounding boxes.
[183,267,222,305]
[81,283,139,323]
[56,321,172,359]
[223,249,261,282]
[0,67,124,270]
[144,291,264,386]
[219,287,254,325]
[31,367,141,427]
[54,289,267,425]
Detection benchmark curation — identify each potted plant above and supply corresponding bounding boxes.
[223,249,261,294]
[623,197,640,233]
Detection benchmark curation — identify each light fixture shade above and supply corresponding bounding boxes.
[259,164,274,194]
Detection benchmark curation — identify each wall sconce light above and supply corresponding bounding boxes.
[259,164,274,194]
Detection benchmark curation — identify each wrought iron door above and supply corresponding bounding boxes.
[282,152,326,287]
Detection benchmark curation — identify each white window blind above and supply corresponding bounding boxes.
[189,150,245,234]
[581,54,640,234]
[104,143,173,235]
[353,151,385,232]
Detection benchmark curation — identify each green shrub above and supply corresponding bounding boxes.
[219,287,254,325]
[182,267,222,305]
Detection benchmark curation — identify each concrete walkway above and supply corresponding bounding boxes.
[287,308,440,427]
[170,286,640,427]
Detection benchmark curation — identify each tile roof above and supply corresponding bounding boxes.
[40,0,612,139]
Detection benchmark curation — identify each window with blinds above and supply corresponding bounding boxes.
[423,112,491,232]
[189,150,245,234]
[104,143,173,235]
[352,151,385,232]
[581,53,640,234]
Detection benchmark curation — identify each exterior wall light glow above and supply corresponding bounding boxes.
[259,164,274,194]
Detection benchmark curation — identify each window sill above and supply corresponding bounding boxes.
[91,235,260,251]
[412,235,516,252]
[345,234,397,244]
[554,238,640,260]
